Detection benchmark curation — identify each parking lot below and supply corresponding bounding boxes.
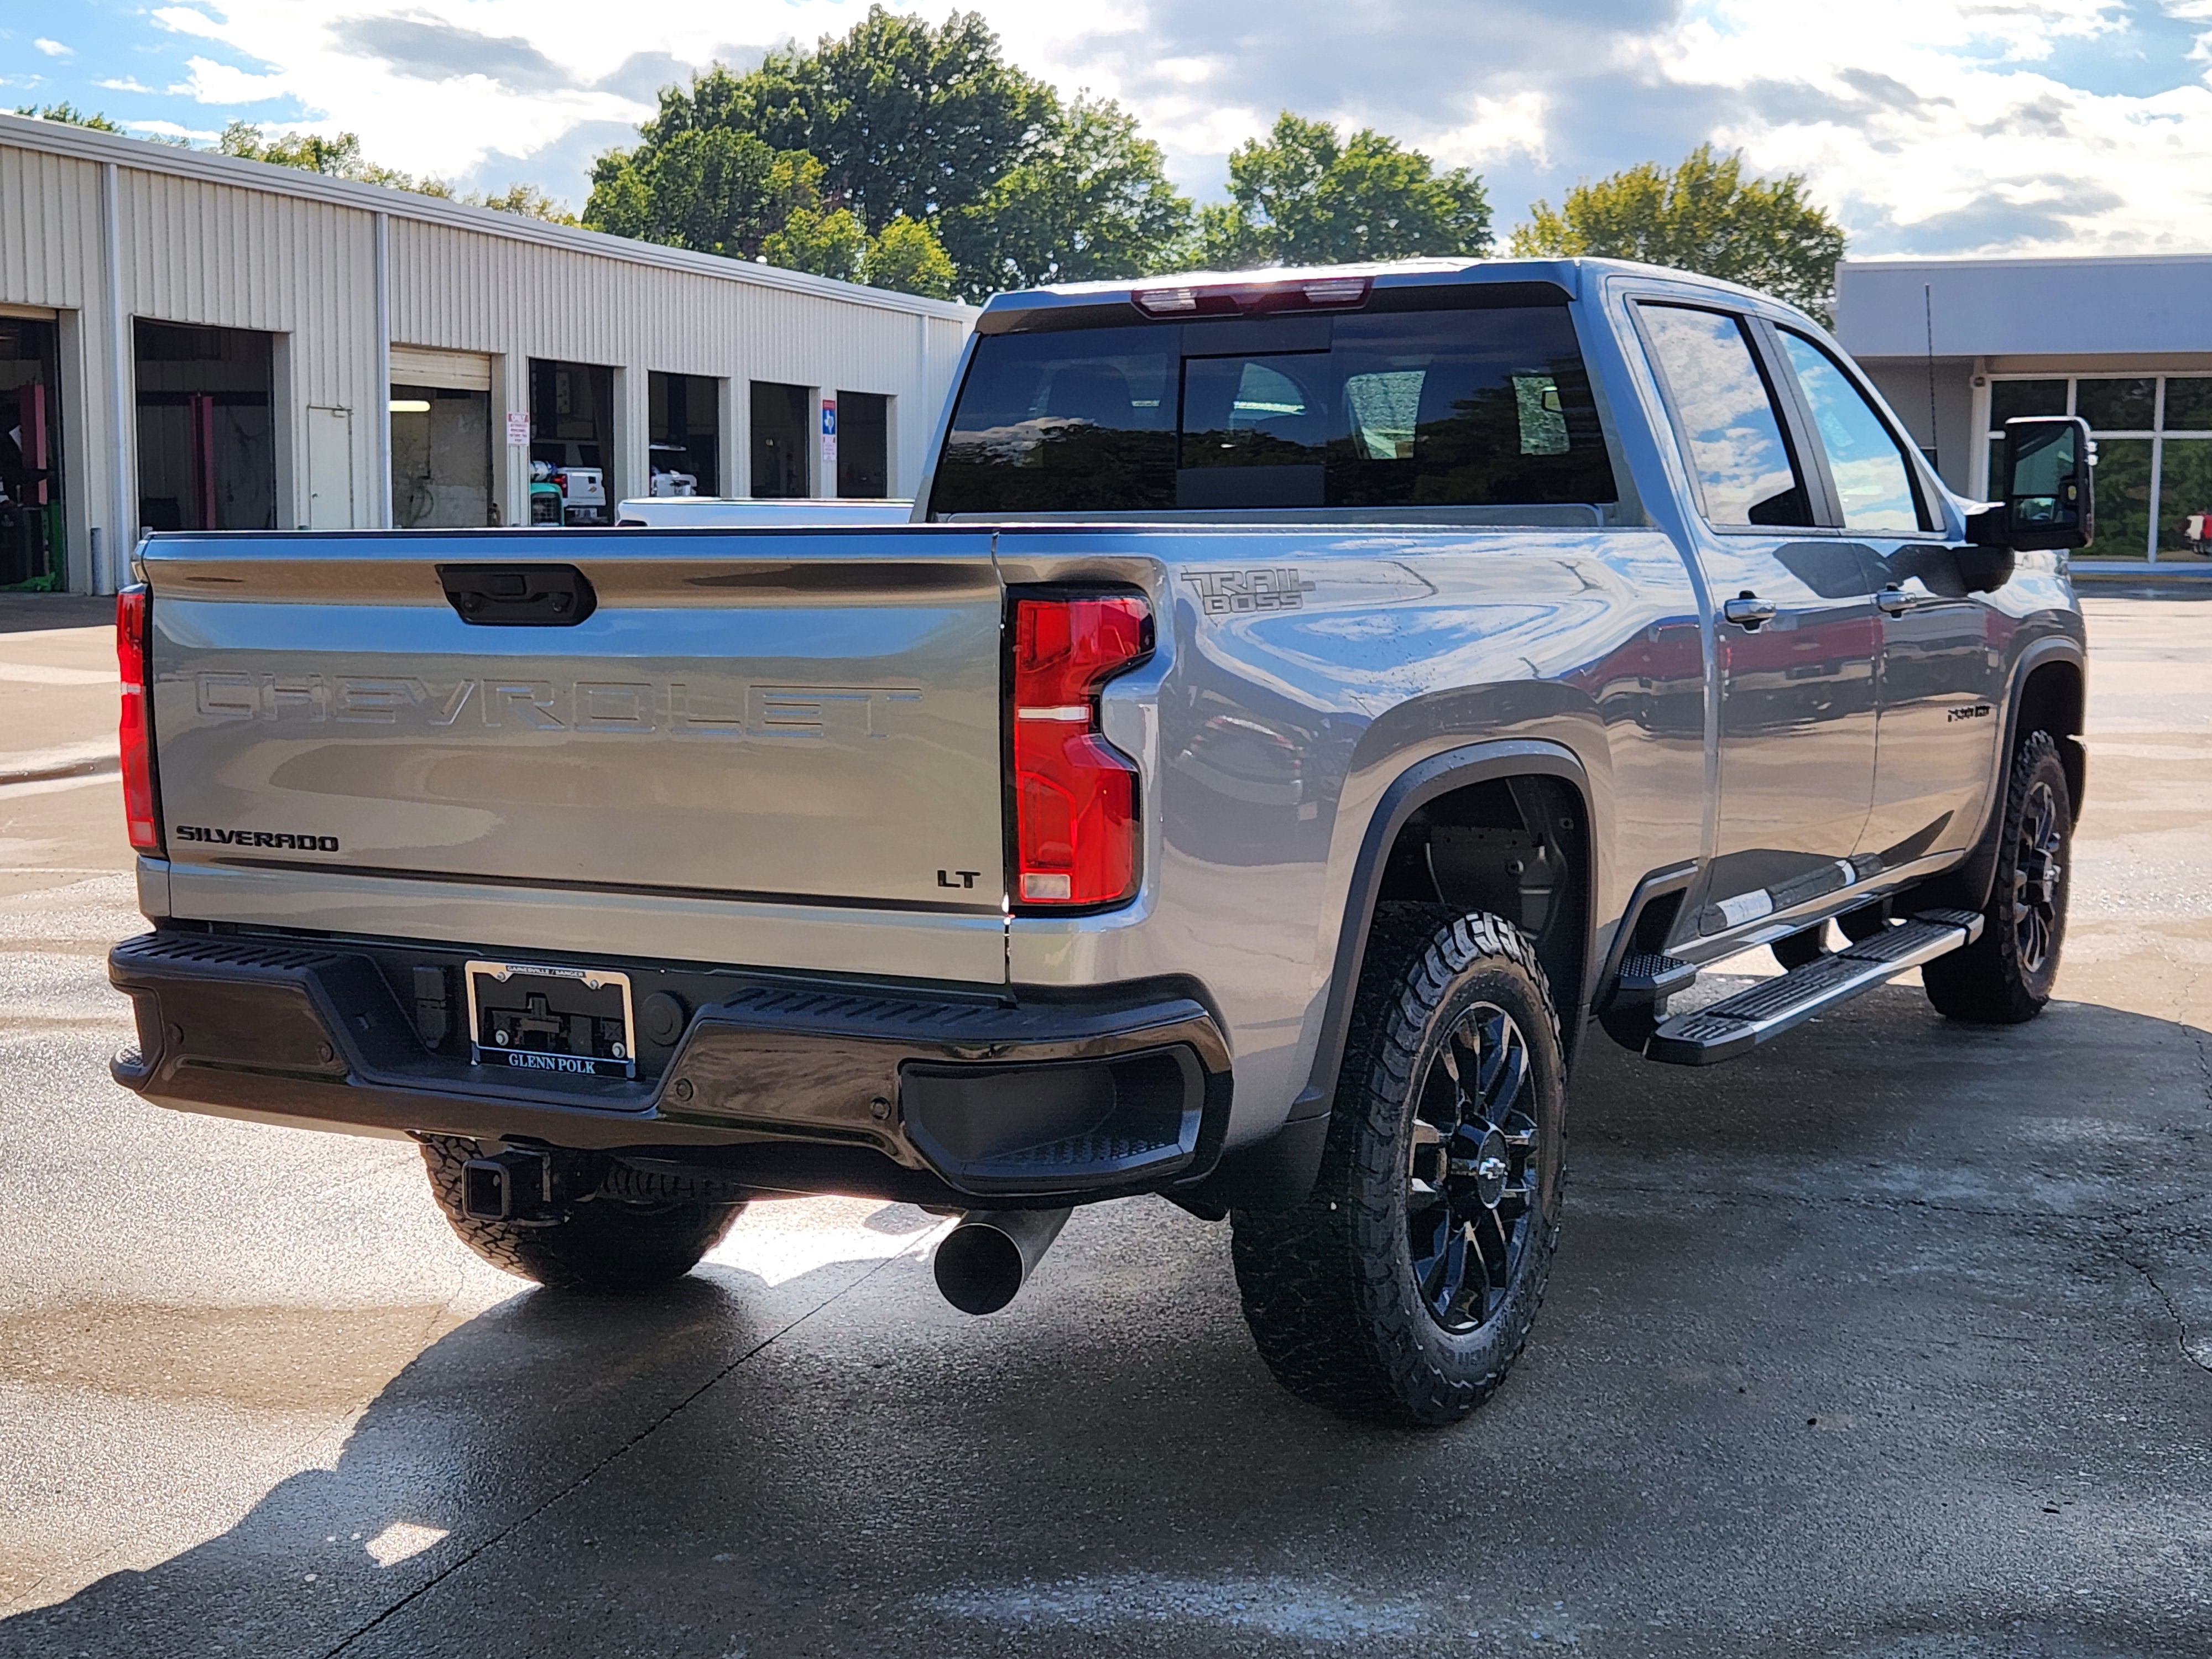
[0,592,2206,1659]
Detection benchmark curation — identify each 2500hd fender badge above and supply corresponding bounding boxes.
[175,826,341,852]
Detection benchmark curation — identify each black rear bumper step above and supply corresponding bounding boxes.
[1645,909,1984,1066]
[108,931,1231,1204]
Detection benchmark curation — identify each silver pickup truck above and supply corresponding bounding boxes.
[108,258,2093,1427]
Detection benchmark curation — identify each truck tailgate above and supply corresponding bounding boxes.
[144,530,1005,915]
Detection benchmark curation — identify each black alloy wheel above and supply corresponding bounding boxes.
[2010,773,2065,977]
[1405,1001,1543,1333]
[1923,727,2073,1025]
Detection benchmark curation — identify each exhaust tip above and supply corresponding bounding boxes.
[933,1209,1071,1315]
[934,1223,1026,1315]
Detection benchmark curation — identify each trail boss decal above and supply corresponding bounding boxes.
[1181,568,1314,616]
[1947,703,1994,723]
[175,826,340,851]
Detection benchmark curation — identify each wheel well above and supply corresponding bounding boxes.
[2016,659,2085,812]
[1373,774,1591,1053]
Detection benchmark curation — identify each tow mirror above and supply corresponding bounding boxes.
[1969,415,2095,554]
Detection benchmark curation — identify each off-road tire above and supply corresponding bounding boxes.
[1230,906,1566,1428]
[419,1136,744,1291]
[1922,728,2073,1025]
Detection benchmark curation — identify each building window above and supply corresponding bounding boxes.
[390,385,493,528]
[836,391,889,498]
[528,360,614,526]
[1985,374,2212,561]
[650,372,721,497]
[135,321,276,533]
[0,319,65,590]
[750,382,810,498]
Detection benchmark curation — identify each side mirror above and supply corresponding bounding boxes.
[1996,415,2096,552]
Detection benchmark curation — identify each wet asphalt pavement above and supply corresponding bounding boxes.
[1,596,2208,1658]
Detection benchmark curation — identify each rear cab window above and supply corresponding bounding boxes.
[927,298,1619,517]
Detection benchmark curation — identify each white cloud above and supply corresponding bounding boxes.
[97,77,158,93]
[32,38,71,58]
[1665,0,2212,253]
[1431,92,1553,172]
[127,119,222,141]
[176,55,288,104]
[84,0,2212,257]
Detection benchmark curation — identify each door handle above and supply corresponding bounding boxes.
[1874,585,1922,616]
[1721,593,1778,630]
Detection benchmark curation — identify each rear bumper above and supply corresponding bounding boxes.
[108,931,1232,1207]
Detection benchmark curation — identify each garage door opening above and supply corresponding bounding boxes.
[135,321,275,531]
[391,346,493,528]
[650,372,720,497]
[751,381,809,498]
[0,318,64,591]
[529,359,613,526]
[836,390,890,498]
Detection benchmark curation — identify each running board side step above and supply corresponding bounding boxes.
[1645,910,1984,1067]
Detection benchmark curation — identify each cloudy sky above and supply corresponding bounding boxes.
[9,0,2212,258]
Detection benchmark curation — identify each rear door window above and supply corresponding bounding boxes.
[1637,304,1815,529]
[1775,331,1930,533]
[929,303,1617,515]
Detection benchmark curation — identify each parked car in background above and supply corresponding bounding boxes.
[648,444,699,498]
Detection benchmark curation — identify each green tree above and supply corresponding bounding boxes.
[13,102,123,132]
[598,9,1188,298]
[217,121,453,196]
[585,129,818,259]
[647,7,1050,236]
[948,95,1192,292]
[1196,112,1491,269]
[1511,144,1846,320]
[860,214,957,298]
[472,182,577,224]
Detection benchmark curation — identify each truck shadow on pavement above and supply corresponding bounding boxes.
[6,985,2212,1659]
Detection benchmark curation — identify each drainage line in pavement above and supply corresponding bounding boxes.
[319,1255,903,1657]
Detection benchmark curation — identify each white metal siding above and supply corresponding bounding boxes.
[0,113,974,585]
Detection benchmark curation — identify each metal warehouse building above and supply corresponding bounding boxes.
[0,112,976,594]
[1837,252,2212,570]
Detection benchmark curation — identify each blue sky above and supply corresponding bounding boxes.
[9,0,2212,257]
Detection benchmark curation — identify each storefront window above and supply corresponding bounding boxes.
[1985,373,2212,561]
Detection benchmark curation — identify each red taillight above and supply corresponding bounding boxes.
[117,585,160,854]
[1010,593,1151,909]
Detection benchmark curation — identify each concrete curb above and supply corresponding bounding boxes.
[0,742,118,789]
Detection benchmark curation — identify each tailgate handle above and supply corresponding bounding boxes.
[437,564,597,627]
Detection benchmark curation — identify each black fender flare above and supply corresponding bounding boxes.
[1300,738,1592,1116]
[1918,632,2086,915]
[1188,739,1594,1213]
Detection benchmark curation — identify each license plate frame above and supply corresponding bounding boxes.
[465,959,638,1080]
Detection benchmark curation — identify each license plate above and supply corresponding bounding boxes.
[465,960,637,1079]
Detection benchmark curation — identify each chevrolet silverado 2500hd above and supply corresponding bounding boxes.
[108,258,2093,1427]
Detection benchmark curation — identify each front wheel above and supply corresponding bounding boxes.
[1922,728,2073,1025]
[1230,906,1566,1427]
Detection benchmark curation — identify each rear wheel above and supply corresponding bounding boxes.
[419,1136,744,1291]
[1230,906,1565,1427]
[1922,729,2073,1025]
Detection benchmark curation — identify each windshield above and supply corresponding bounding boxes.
[928,302,1616,516]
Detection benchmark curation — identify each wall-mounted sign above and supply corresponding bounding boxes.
[505,411,531,447]
[820,395,837,479]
